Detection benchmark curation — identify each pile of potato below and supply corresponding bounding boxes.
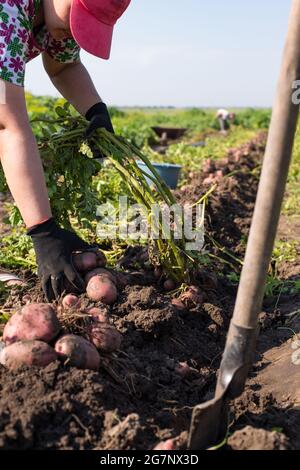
[0,251,141,371]
[0,251,209,371]
[74,251,206,311]
[0,251,124,371]
[73,251,120,305]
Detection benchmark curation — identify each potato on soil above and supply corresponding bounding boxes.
[86,307,109,323]
[153,267,163,280]
[88,323,122,353]
[86,276,118,305]
[0,340,57,370]
[175,361,193,378]
[171,298,186,311]
[55,335,100,370]
[163,279,176,292]
[95,250,107,267]
[85,268,116,285]
[3,303,61,346]
[62,294,81,310]
[153,439,176,450]
[73,252,98,272]
[179,286,204,310]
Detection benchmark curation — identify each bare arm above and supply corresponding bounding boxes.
[42,53,102,116]
[0,80,52,228]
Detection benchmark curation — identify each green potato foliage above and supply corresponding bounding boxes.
[3,102,204,282]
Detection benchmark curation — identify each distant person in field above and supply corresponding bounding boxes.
[0,0,131,300]
[216,109,236,132]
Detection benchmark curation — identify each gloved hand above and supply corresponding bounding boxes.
[85,102,114,139]
[28,218,94,301]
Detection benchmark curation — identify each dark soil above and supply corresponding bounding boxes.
[1,133,300,450]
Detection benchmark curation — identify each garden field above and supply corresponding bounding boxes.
[0,96,299,450]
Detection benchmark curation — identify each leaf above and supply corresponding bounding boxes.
[41,126,52,139]
[55,106,67,118]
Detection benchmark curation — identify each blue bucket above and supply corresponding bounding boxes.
[136,161,182,190]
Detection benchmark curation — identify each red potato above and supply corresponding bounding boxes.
[3,303,61,346]
[171,298,186,311]
[62,294,81,310]
[73,252,98,273]
[85,268,128,289]
[95,251,107,267]
[179,286,204,310]
[86,276,118,305]
[55,335,100,370]
[175,361,193,378]
[88,323,122,353]
[85,268,116,285]
[163,279,176,292]
[86,307,109,323]
[153,267,163,280]
[0,340,57,370]
[153,439,176,451]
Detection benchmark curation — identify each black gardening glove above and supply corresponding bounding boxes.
[28,218,93,301]
[85,102,114,164]
[85,102,114,139]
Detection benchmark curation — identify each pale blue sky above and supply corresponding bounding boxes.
[25,0,291,107]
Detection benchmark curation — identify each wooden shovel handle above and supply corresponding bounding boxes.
[233,0,300,328]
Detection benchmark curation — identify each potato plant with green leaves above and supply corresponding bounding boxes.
[2,104,208,283]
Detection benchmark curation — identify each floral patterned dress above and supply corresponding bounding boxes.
[0,0,80,87]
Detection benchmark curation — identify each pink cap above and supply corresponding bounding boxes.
[70,0,131,59]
